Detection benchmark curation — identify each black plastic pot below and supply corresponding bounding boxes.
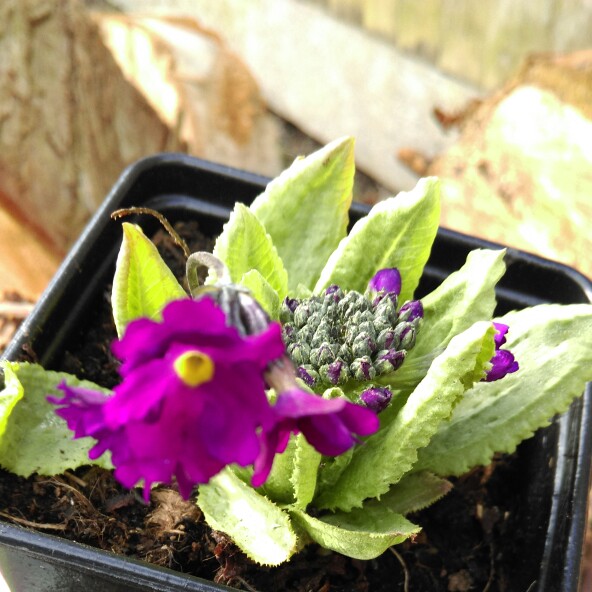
[1,154,591,592]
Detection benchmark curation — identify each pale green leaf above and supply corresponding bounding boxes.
[291,507,419,560]
[251,137,355,292]
[413,249,506,358]
[198,468,298,565]
[316,322,495,511]
[112,223,186,337]
[381,249,506,391]
[314,177,440,303]
[363,472,452,515]
[239,270,281,319]
[415,304,592,476]
[290,434,321,510]
[213,203,288,299]
[0,362,112,476]
[260,435,298,504]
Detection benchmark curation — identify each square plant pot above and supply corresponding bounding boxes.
[1,154,591,592]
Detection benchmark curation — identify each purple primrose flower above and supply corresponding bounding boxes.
[484,322,519,382]
[49,297,378,500]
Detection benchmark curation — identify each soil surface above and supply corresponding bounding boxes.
[0,221,544,591]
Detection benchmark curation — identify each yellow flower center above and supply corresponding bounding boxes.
[173,350,214,387]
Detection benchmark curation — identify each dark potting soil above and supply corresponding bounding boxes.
[0,221,541,592]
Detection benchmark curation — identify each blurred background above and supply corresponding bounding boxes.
[0,0,590,582]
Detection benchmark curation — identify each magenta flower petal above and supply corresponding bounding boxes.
[252,389,379,486]
[50,297,287,500]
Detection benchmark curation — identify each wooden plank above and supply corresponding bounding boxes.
[113,0,478,191]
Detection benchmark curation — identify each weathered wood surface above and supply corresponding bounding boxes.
[309,0,592,90]
[0,0,183,256]
[425,52,592,279]
[111,0,478,192]
[92,13,282,177]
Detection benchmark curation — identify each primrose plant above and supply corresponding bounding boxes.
[1,137,592,566]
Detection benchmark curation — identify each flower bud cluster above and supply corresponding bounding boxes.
[281,284,423,389]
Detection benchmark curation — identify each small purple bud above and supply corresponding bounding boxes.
[360,386,393,414]
[394,322,416,350]
[350,357,376,381]
[493,322,509,348]
[376,349,406,373]
[297,365,319,387]
[284,297,299,313]
[325,285,343,303]
[368,268,402,295]
[367,268,402,305]
[322,359,350,385]
[485,349,519,382]
[398,300,424,322]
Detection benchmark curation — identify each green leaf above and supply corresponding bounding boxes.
[0,362,112,476]
[213,203,288,300]
[316,322,494,511]
[239,270,281,319]
[260,435,298,504]
[250,137,355,292]
[415,304,592,476]
[314,177,440,303]
[112,223,187,337]
[315,448,354,498]
[291,507,419,560]
[198,468,298,565]
[381,249,506,392]
[290,434,321,510]
[363,472,452,515]
[413,249,506,358]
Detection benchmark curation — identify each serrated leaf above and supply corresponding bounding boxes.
[415,304,592,476]
[381,249,506,392]
[314,177,440,303]
[251,137,355,292]
[0,362,112,476]
[112,223,187,337]
[291,507,419,560]
[239,269,281,319]
[315,448,354,497]
[316,322,494,511]
[413,249,506,357]
[363,472,453,515]
[290,434,321,510]
[213,203,288,300]
[198,468,298,565]
[260,435,298,504]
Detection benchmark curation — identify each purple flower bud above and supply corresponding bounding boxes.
[360,386,393,414]
[321,359,350,385]
[367,268,402,305]
[484,323,519,382]
[485,350,519,382]
[398,300,424,322]
[284,297,300,313]
[394,322,416,350]
[368,268,402,295]
[297,365,319,387]
[493,322,509,348]
[350,357,376,381]
[325,285,343,303]
[375,349,406,375]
